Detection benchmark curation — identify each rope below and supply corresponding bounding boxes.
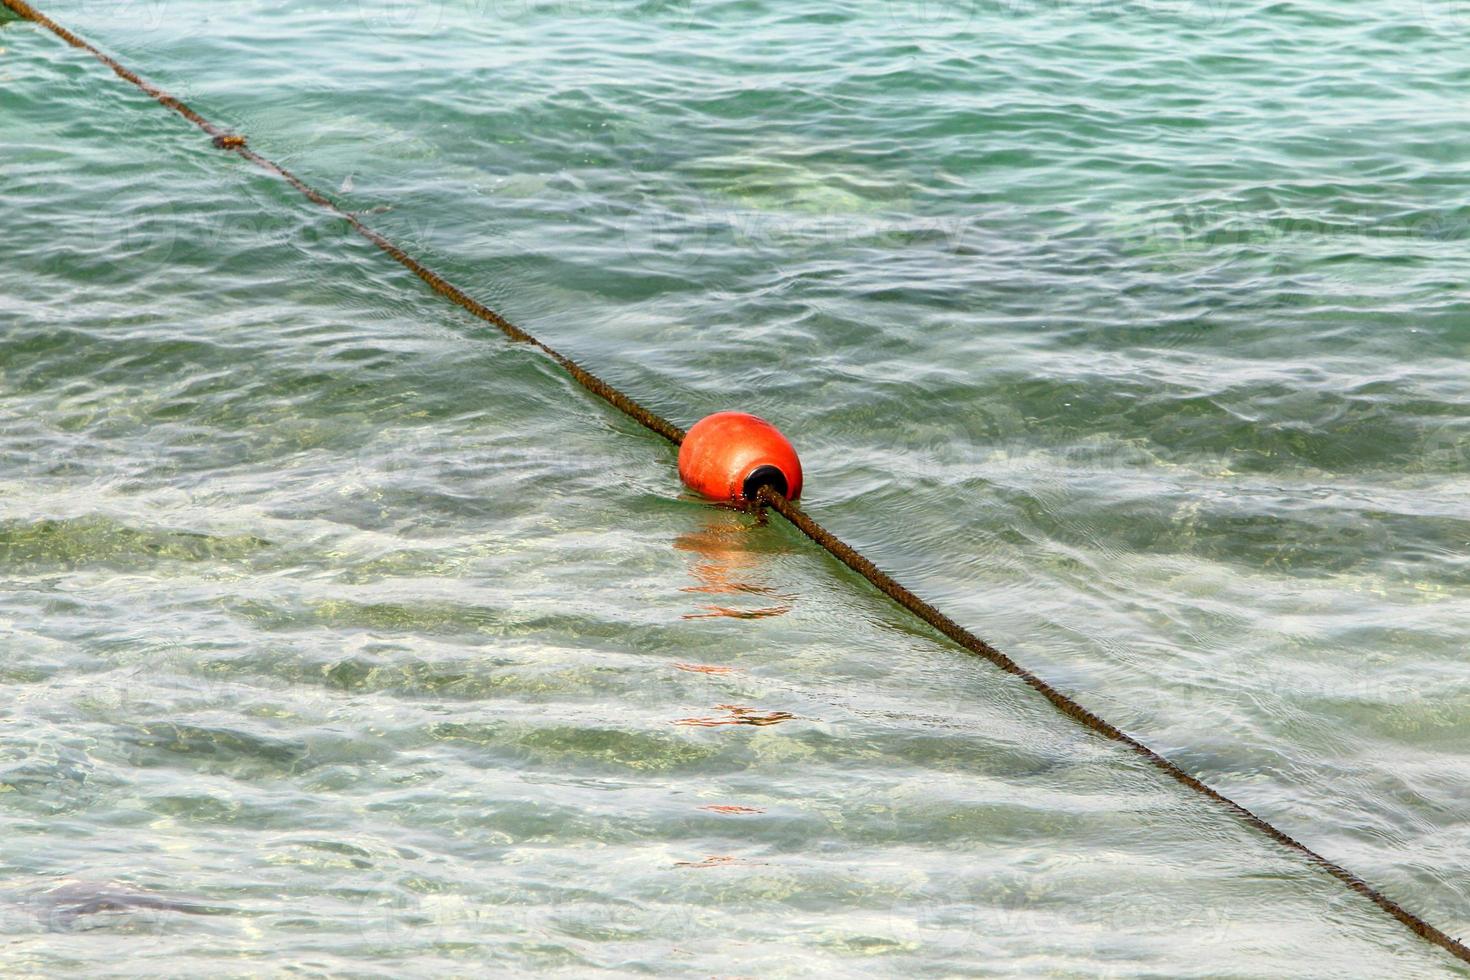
[5,0,1466,964]
[756,486,1469,960]
[0,0,687,448]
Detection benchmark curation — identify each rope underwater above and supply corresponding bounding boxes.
[5,0,1466,964]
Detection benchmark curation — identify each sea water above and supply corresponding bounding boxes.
[1,0,1467,974]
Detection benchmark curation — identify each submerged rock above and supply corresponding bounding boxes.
[9,879,228,932]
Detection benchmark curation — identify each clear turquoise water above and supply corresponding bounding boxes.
[2,0,1468,974]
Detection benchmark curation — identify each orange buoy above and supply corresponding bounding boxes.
[679,412,803,505]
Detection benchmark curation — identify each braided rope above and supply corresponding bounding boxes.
[4,0,1465,964]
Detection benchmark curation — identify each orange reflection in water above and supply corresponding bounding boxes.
[674,510,793,621]
[673,855,765,870]
[673,704,795,727]
[673,855,738,869]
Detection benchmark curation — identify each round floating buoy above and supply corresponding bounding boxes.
[679,412,803,505]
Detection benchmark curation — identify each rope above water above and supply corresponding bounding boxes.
[4,0,1465,965]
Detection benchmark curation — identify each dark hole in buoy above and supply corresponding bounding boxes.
[742,465,788,502]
